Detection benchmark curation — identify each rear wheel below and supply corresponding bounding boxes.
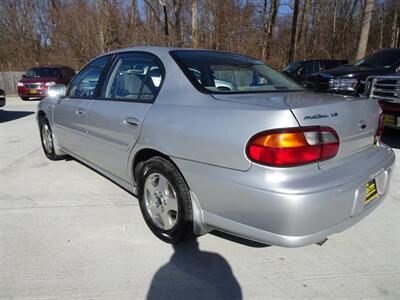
[39,117,65,160]
[137,156,192,244]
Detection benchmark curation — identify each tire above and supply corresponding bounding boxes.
[137,156,192,244]
[39,116,65,161]
[21,96,29,101]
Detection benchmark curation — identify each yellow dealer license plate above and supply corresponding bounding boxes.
[30,89,38,94]
[365,179,378,205]
[383,114,396,126]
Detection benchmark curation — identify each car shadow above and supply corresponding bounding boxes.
[382,128,400,149]
[0,110,34,123]
[211,230,269,248]
[146,236,242,300]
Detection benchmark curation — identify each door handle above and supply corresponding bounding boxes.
[124,117,139,127]
[75,109,85,117]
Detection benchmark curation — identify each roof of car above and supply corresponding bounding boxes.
[105,46,225,56]
[29,65,73,69]
[295,59,346,63]
[378,48,400,52]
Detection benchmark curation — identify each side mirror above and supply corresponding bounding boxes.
[22,74,26,78]
[48,84,66,97]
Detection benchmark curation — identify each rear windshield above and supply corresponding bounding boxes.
[26,68,60,78]
[170,50,303,94]
[354,50,400,69]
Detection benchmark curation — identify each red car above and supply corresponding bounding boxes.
[17,66,75,100]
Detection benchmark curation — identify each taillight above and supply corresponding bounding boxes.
[375,113,384,144]
[246,127,340,167]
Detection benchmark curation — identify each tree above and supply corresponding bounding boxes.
[356,0,375,60]
[288,0,300,63]
[0,0,394,71]
[192,0,199,48]
[331,0,338,58]
[296,0,311,55]
[261,0,279,61]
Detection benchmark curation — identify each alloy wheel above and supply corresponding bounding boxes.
[144,172,179,231]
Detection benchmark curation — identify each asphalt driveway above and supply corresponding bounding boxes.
[1,96,399,299]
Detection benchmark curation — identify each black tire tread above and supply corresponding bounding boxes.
[39,116,66,161]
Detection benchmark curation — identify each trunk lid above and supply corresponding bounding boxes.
[213,91,380,169]
[284,92,380,169]
[212,93,291,109]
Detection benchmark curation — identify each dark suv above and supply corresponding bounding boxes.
[282,59,347,85]
[306,48,400,96]
[17,66,75,100]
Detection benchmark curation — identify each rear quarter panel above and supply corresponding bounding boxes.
[136,95,299,171]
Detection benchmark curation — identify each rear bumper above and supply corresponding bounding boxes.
[174,144,395,247]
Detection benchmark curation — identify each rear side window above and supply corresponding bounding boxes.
[68,56,111,98]
[101,52,163,101]
[322,61,340,70]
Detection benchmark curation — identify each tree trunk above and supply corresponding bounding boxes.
[172,0,182,46]
[162,2,169,39]
[192,0,199,48]
[356,0,374,60]
[129,0,138,44]
[297,0,310,44]
[129,0,137,28]
[379,7,384,49]
[331,0,337,58]
[288,0,300,63]
[391,3,399,48]
[261,0,279,61]
[215,1,226,50]
[308,0,318,55]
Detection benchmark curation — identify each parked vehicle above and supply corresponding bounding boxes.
[283,59,347,85]
[37,47,394,247]
[306,48,400,95]
[0,89,5,108]
[365,75,400,129]
[18,66,75,101]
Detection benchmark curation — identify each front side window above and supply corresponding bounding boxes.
[171,50,302,93]
[68,55,111,98]
[102,53,163,101]
[299,61,316,75]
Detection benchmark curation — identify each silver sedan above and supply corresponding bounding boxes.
[37,47,395,247]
